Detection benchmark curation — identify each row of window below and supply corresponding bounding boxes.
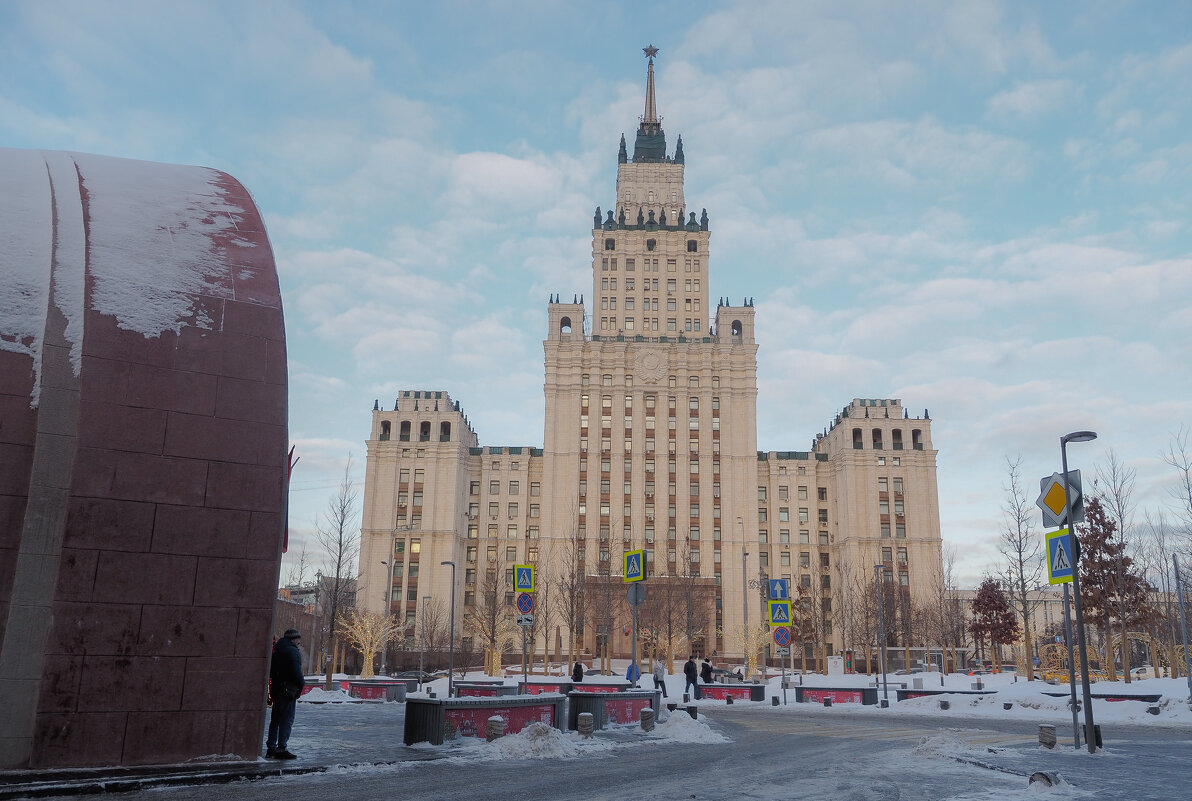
[599,276,703,293]
[466,480,541,496]
[759,485,826,502]
[598,316,702,332]
[758,507,826,524]
[379,420,451,442]
[851,427,924,450]
[583,374,721,389]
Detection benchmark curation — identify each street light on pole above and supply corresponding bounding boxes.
[1061,430,1098,753]
[379,559,396,675]
[874,564,890,707]
[441,560,456,698]
[739,515,748,669]
[419,595,430,692]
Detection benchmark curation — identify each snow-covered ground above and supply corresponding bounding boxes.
[310,666,1192,730]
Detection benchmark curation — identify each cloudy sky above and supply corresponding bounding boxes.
[4,1,1190,587]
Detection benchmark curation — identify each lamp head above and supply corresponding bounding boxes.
[1061,430,1098,445]
[440,560,454,567]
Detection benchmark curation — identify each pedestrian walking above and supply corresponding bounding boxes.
[683,655,700,699]
[626,662,641,684]
[265,629,304,759]
[572,661,585,683]
[653,660,668,697]
[700,657,714,684]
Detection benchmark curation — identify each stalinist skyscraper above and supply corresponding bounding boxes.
[358,49,943,668]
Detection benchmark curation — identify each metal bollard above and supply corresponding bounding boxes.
[823,697,833,707]
[771,696,779,706]
[939,699,950,710]
[577,712,595,739]
[640,707,655,732]
[683,693,690,703]
[725,695,733,705]
[1038,724,1056,749]
[1003,702,1013,710]
[486,715,506,742]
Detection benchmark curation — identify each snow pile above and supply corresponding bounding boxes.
[299,688,359,703]
[484,723,585,759]
[653,711,728,743]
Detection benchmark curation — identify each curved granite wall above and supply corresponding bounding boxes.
[0,148,287,768]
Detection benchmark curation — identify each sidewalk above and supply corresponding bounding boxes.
[0,701,425,800]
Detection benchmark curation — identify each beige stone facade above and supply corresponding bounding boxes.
[357,55,944,663]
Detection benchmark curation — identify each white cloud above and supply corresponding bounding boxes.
[986,79,1080,121]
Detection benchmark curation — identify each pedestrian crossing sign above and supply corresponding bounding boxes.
[768,600,791,626]
[1046,529,1074,585]
[623,549,646,583]
[514,564,536,592]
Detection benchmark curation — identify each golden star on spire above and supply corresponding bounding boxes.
[643,44,659,59]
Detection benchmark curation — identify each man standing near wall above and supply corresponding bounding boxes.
[266,630,305,759]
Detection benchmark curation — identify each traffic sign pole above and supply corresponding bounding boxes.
[1061,435,1097,754]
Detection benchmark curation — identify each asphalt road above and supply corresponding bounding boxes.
[29,703,1192,801]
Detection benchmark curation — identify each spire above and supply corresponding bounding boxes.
[633,46,666,162]
[643,45,659,124]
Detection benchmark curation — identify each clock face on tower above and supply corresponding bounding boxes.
[634,348,667,385]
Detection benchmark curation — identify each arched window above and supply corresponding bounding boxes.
[891,429,903,450]
[872,429,883,450]
[912,429,923,450]
[687,239,697,252]
[419,421,431,442]
[852,428,863,450]
[440,422,451,442]
[399,421,411,442]
[380,420,391,441]
[731,320,742,336]
[605,238,616,250]
[560,316,572,334]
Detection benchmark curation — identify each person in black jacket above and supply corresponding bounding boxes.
[683,655,700,699]
[266,629,304,759]
[700,657,714,684]
[572,661,584,683]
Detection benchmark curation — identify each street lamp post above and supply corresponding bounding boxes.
[874,564,889,707]
[419,595,430,692]
[441,560,456,698]
[379,559,396,675]
[739,516,749,669]
[1061,430,1098,753]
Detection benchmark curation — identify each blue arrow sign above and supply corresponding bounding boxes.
[1046,529,1074,585]
[768,578,789,600]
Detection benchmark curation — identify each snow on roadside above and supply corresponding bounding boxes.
[299,688,360,703]
[442,723,616,762]
[652,710,728,743]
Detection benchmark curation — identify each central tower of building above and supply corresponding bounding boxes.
[542,47,758,655]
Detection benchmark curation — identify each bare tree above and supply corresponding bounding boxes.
[1140,509,1181,677]
[552,510,586,667]
[316,456,360,687]
[463,561,516,675]
[1163,428,1192,540]
[284,543,315,589]
[1094,450,1146,681]
[998,456,1045,679]
[586,541,624,675]
[676,539,713,658]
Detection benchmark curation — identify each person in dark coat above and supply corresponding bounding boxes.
[266,629,304,759]
[683,655,700,699]
[572,661,584,683]
[700,657,714,684]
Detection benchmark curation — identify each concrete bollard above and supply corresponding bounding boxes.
[486,715,506,742]
[1147,705,1160,716]
[879,699,889,708]
[1003,702,1013,710]
[939,699,950,710]
[577,712,595,739]
[1038,724,1056,749]
[640,707,655,732]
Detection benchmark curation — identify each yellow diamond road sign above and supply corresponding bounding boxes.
[1036,471,1083,528]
